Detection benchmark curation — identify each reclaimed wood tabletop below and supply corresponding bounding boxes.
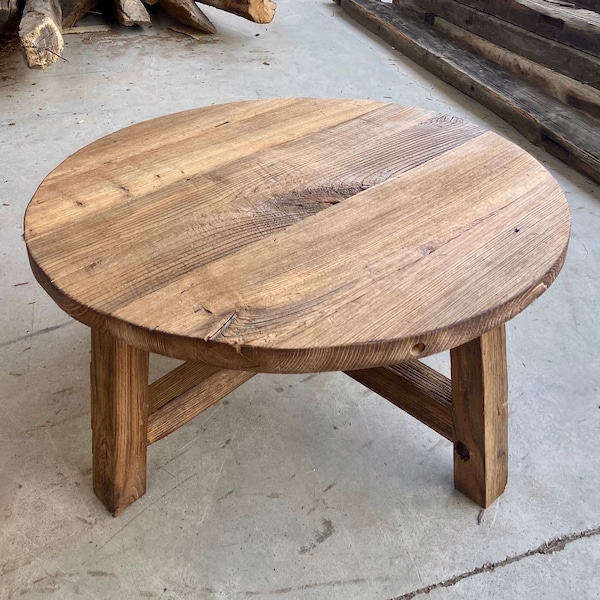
[25,98,570,374]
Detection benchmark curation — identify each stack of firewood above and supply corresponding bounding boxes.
[0,0,276,69]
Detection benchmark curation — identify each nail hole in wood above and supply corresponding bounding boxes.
[411,342,426,355]
[455,442,470,461]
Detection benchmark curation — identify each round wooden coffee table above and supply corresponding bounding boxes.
[25,99,570,515]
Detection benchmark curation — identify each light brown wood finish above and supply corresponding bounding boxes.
[346,362,454,442]
[25,99,570,512]
[148,361,220,414]
[25,99,570,374]
[91,329,149,516]
[348,329,508,507]
[147,367,254,444]
[451,325,508,507]
[198,0,276,23]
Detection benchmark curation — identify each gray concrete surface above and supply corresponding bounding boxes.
[1,1,599,598]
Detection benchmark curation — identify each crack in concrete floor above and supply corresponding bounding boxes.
[392,525,600,599]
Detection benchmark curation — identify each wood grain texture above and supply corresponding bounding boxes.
[451,325,508,507]
[157,0,215,32]
[346,361,454,441]
[25,98,570,373]
[198,0,276,23]
[397,0,600,57]
[147,368,254,444]
[148,360,220,414]
[113,0,151,26]
[19,0,64,69]
[426,14,600,121]
[339,0,600,183]
[91,329,149,515]
[413,0,600,87]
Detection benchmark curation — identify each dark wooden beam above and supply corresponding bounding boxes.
[396,0,600,57]
[338,0,600,183]
[410,0,600,87]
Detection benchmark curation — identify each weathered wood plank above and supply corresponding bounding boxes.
[571,0,600,14]
[345,361,454,442]
[412,0,600,87]
[147,368,254,444]
[428,14,600,121]
[91,329,149,515]
[395,0,600,56]
[338,0,600,183]
[450,326,508,508]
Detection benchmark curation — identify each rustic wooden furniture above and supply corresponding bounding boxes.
[25,98,570,515]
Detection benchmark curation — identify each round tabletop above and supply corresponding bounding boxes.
[25,99,570,373]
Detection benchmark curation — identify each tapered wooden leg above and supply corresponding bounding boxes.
[450,325,508,508]
[91,329,149,515]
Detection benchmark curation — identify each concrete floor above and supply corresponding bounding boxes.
[1,1,599,598]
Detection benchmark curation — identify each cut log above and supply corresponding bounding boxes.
[157,0,216,32]
[1,0,20,34]
[114,0,151,26]
[61,0,97,28]
[19,0,64,69]
[198,0,276,23]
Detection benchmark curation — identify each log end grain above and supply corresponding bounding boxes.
[19,0,64,69]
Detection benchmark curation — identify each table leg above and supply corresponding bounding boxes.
[450,325,508,507]
[91,329,149,515]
